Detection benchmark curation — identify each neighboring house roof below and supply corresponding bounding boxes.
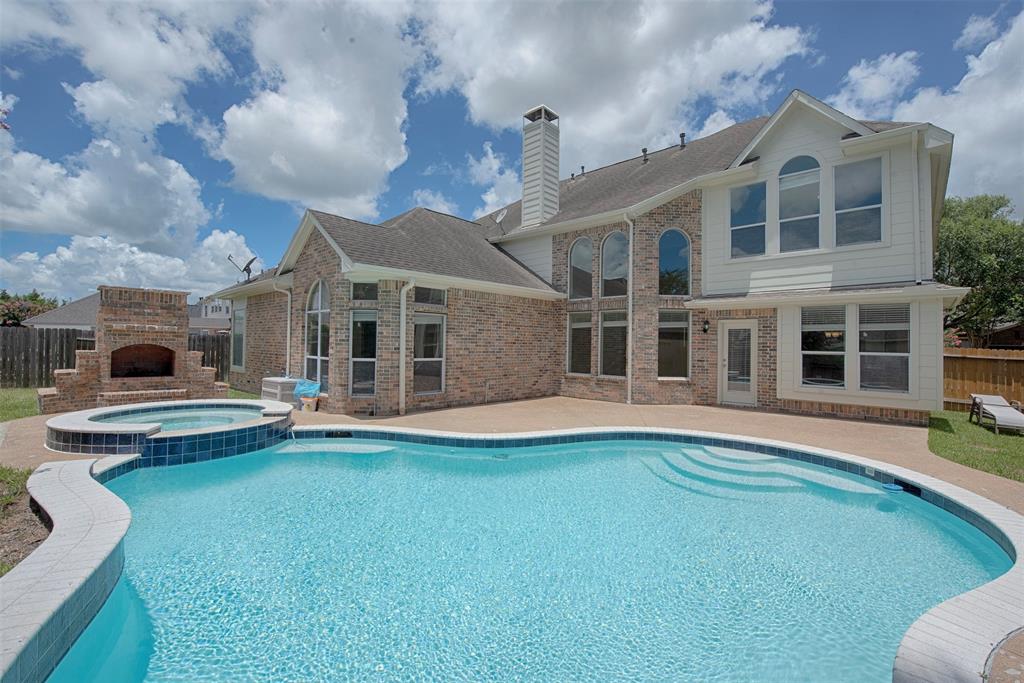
[21,292,99,328]
[479,110,918,242]
[309,208,554,292]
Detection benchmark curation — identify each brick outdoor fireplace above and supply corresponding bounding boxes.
[37,286,228,414]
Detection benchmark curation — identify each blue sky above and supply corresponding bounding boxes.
[1,0,1021,300]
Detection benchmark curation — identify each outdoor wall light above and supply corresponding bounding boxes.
[702,320,710,333]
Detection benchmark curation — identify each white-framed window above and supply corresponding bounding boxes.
[859,304,910,392]
[351,282,378,301]
[779,156,820,253]
[414,313,445,394]
[601,231,629,297]
[729,181,767,258]
[834,157,883,247]
[350,310,377,396]
[305,280,330,390]
[414,287,446,306]
[658,310,690,378]
[230,299,246,370]
[569,237,593,299]
[567,312,592,374]
[599,310,627,376]
[801,306,845,387]
[658,230,690,296]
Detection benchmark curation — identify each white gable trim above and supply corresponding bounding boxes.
[728,90,875,169]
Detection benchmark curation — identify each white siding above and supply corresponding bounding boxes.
[703,106,927,296]
[502,235,553,282]
[776,298,944,411]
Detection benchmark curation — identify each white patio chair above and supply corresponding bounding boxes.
[969,393,1024,435]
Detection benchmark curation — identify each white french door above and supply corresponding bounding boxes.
[718,320,758,406]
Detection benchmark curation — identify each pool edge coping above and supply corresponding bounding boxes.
[2,424,1020,683]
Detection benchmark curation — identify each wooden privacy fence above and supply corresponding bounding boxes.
[0,327,230,388]
[944,347,1024,410]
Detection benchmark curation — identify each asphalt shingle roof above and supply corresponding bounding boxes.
[22,293,99,327]
[310,208,555,291]
[478,117,917,241]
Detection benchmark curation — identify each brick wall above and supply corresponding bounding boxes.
[227,290,289,394]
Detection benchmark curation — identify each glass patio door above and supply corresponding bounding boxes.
[719,320,758,405]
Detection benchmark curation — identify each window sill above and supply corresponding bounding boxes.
[726,238,890,264]
[230,366,245,373]
[414,391,445,397]
[596,375,626,381]
[658,377,690,382]
[565,372,591,378]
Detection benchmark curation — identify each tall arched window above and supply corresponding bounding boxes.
[601,231,629,297]
[779,155,820,253]
[305,280,330,390]
[658,229,690,296]
[568,237,593,299]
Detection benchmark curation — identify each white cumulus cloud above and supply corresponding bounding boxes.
[696,110,738,139]
[828,51,921,120]
[410,189,459,215]
[954,14,1000,51]
[466,142,521,218]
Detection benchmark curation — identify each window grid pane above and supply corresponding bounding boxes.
[658,310,689,378]
[569,239,593,299]
[600,311,627,376]
[658,230,690,296]
[601,232,629,297]
[801,306,845,387]
[568,313,591,374]
[858,304,910,392]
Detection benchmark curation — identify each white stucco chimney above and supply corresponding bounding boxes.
[521,105,560,227]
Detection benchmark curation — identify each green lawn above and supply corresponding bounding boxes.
[929,410,1024,482]
[0,386,259,424]
[0,388,39,423]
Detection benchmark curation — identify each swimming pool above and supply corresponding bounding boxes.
[91,406,263,432]
[49,436,1011,682]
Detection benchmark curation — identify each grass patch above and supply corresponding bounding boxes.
[228,388,259,400]
[929,410,1024,482]
[0,388,39,423]
[0,465,31,517]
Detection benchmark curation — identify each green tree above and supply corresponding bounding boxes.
[935,195,1024,347]
[0,289,59,327]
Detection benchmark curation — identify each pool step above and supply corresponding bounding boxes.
[662,451,804,493]
[684,447,881,495]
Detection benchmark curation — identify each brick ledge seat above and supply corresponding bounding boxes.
[97,389,188,407]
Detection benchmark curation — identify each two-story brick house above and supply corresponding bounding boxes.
[212,90,964,424]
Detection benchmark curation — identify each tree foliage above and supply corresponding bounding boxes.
[935,195,1024,347]
[0,289,59,327]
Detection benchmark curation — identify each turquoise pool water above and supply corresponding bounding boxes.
[50,438,1011,682]
[92,407,263,432]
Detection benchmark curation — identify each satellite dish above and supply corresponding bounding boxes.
[495,208,508,224]
[227,254,259,281]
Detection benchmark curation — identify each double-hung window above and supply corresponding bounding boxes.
[730,182,767,258]
[835,157,883,246]
[801,306,845,387]
[350,310,377,396]
[230,300,246,370]
[779,156,820,252]
[600,311,627,376]
[658,310,689,378]
[414,313,445,394]
[568,312,592,374]
[859,304,910,392]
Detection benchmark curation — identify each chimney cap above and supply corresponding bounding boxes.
[524,105,559,123]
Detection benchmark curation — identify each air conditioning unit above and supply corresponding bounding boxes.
[261,376,302,409]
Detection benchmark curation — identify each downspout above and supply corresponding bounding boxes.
[272,279,292,376]
[624,212,635,404]
[398,278,416,415]
[911,130,923,284]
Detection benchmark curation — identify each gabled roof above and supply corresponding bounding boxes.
[309,208,554,292]
[22,293,99,328]
[484,90,919,243]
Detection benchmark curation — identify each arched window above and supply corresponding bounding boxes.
[658,229,690,296]
[568,237,593,299]
[779,155,820,253]
[601,231,629,297]
[305,280,330,390]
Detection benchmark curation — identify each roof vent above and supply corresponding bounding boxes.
[642,147,648,163]
[521,105,560,228]
[679,132,686,149]
[580,165,585,175]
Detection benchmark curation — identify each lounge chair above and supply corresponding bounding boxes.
[969,394,1024,435]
